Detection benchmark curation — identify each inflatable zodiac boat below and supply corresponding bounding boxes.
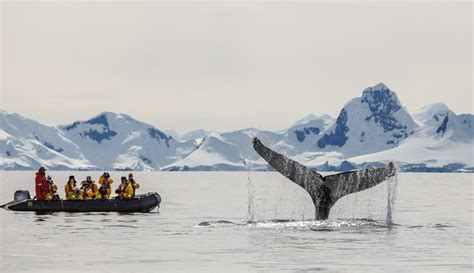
[1,190,161,213]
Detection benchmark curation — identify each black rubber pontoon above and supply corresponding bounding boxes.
[1,192,161,213]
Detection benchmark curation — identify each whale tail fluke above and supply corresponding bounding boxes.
[252,137,396,220]
[252,137,324,189]
[324,162,396,202]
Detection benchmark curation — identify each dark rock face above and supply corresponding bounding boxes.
[82,129,117,143]
[401,163,466,172]
[63,121,80,131]
[458,114,474,137]
[62,114,118,143]
[63,114,110,131]
[317,109,349,148]
[148,128,171,147]
[317,160,357,172]
[294,127,320,142]
[436,116,449,136]
[318,161,337,172]
[85,114,110,127]
[362,87,406,132]
[43,141,64,153]
[459,114,472,128]
[139,155,152,164]
[339,160,357,171]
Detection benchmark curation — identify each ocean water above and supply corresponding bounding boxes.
[0,172,472,272]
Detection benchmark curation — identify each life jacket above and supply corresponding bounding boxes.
[130,179,136,197]
[82,182,98,197]
[117,181,134,199]
[118,182,130,192]
[66,180,76,194]
[48,183,57,193]
[100,177,111,188]
[81,181,96,190]
[80,182,87,198]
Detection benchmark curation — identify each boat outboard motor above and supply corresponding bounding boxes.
[14,190,31,201]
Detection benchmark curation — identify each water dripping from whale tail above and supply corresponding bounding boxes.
[244,132,258,223]
[385,170,399,226]
[246,158,256,223]
[252,137,397,220]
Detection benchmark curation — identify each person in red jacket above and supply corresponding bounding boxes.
[35,167,49,200]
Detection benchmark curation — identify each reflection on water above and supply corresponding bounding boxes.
[0,172,473,272]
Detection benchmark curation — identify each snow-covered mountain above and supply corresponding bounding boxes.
[1,83,472,172]
[273,115,334,155]
[413,103,472,142]
[162,133,246,171]
[316,83,418,157]
[348,103,473,171]
[163,130,180,141]
[179,129,211,142]
[161,83,472,172]
[293,114,333,127]
[0,111,196,170]
[59,112,196,170]
[0,110,93,170]
[163,128,283,171]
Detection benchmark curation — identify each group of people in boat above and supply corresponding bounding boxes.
[34,167,140,201]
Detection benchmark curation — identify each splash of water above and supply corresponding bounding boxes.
[385,173,398,226]
[245,159,255,222]
[199,218,390,231]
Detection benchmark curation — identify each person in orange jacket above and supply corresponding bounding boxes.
[35,167,49,200]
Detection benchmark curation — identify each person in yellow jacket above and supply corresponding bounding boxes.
[45,175,60,200]
[128,173,140,198]
[98,172,113,199]
[65,175,82,200]
[80,176,99,200]
[115,176,134,199]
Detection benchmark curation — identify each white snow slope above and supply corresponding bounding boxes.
[1,84,472,171]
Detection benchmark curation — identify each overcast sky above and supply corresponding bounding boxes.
[1,1,472,134]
